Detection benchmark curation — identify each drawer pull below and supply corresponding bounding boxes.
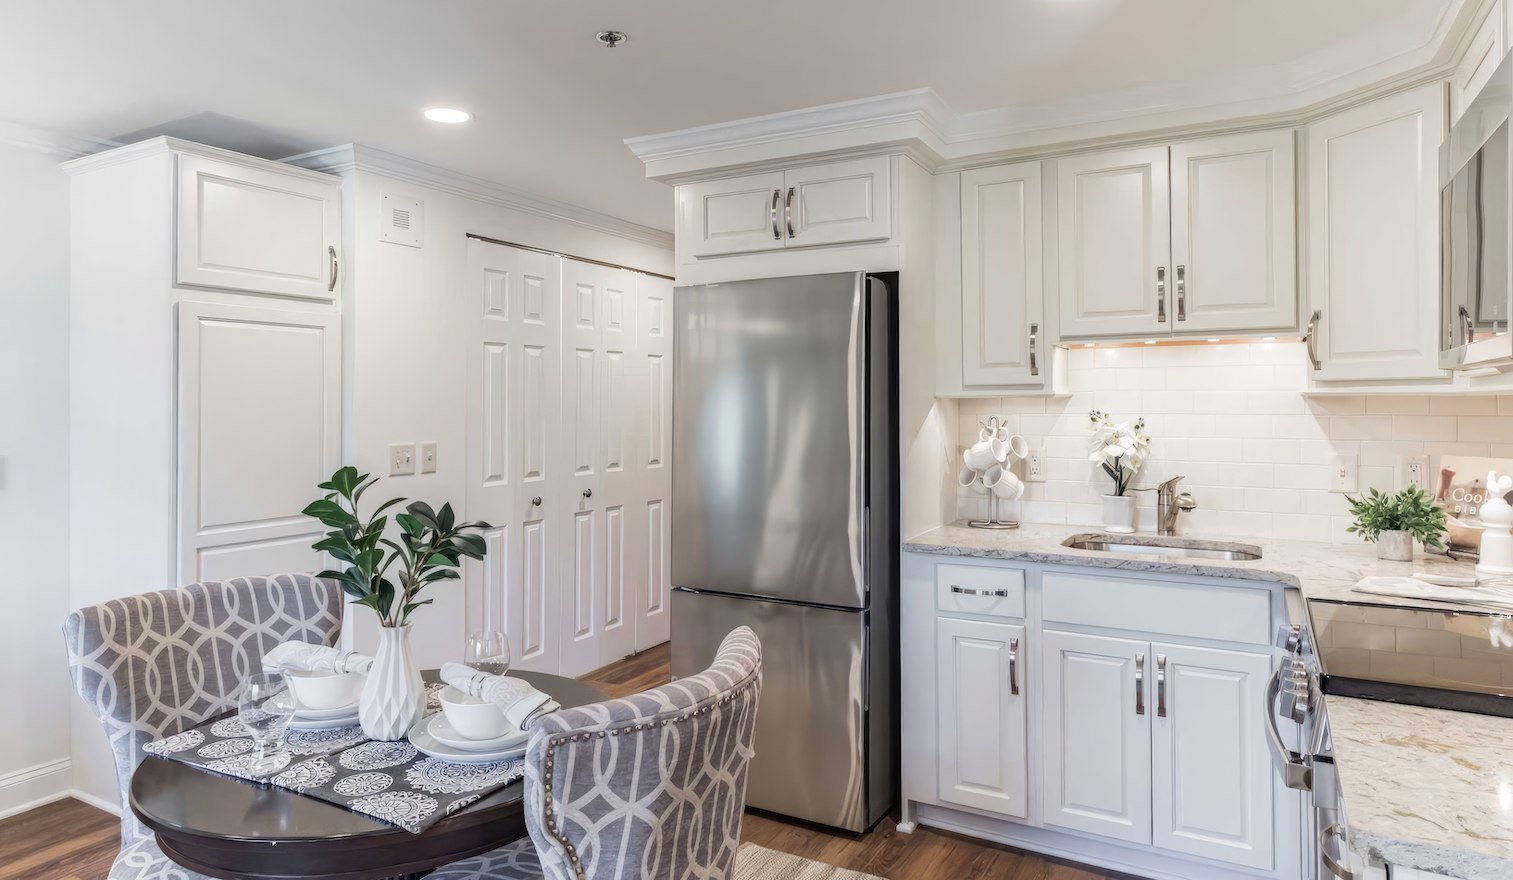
[1008,637,1020,696]
[950,585,1009,597]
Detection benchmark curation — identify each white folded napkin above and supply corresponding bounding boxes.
[262,641,373,675]
[1352,576,1513,611]
[439,662,560,730]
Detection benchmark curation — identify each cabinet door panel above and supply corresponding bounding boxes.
[936,618,1028,817]
[464,240,562,673]
[1042,630,1152,844]
[176,302,339,582]
[1306,85,1446,381]
[785,157,892,248]
[1057,147,1170,338]
[176,155,340,299]
[679,172,786,258]
[1151,643,1274,869]
[960,162,1045,386]
[1171,131,1297,333]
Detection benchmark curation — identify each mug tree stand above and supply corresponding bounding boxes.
[969,494,1019,530]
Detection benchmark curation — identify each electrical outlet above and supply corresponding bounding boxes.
[420,441,438,474]
[1025,448,1046,483]
[1330,453,1358,494]
[389,443,416,476]
[1403,454,1430,492]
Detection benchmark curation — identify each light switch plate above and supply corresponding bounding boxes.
[1025,448,1046,483]
[389,443,416,476]
[420,441,438,474]
[1403,454,1431,492]
[1330,453,1359,494]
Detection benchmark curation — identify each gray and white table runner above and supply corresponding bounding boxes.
[143,681,526,833]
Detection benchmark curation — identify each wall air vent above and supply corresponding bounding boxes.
[380,192,423,248]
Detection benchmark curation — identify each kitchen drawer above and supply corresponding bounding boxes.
[935,563,1026,619]
[1041,572,1270,644]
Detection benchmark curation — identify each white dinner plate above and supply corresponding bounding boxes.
[288,710,359,731]
[427,714,529,752]
[408,716,527,764]
[291,700,360,722]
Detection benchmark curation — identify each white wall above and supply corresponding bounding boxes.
[340,164,673,665]
[952,342,1513,542]
[0,142,73,817]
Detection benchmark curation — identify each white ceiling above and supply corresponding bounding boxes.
[0,0,1461,232]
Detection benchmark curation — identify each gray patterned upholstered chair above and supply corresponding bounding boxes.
[63,575,343,880]
[429,626,763,880]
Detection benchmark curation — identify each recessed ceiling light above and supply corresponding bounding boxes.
[597,30,627,48]
[424,108,472,124]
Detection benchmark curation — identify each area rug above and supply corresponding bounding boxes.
[735,843,887,880]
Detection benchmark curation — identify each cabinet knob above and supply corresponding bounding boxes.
[582,489,593,499]
[531,496,543,507]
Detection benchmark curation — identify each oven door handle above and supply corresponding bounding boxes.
[1265,669,1312,792]
[1319,823,1360,880]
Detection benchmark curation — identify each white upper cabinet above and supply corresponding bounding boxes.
[1056,146,1171,338]
[960,162,1046,387]
[176,153,341,300]
[1170,131,1297,334]
[679,171,788,259]
[1453,0,1505,123]
[1305,84,1446,382]
[936,617,1028,818]
[678,157,892,259]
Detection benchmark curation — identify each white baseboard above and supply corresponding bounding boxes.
[0,758,73,820]
[67,786,121,816]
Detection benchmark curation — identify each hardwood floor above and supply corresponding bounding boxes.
[0,644,1121,880]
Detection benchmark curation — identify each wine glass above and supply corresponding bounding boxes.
[239,672,296,777]
[465,630,512,676]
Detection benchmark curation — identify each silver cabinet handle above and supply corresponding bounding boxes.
[1264,669,1313,791]
[328,246,339,292]
[949,585,1009,597]
[1461,304,1475,345]
[582,489,593,499]
[1319,824,1360,880]
[1175,265,1186,322]
[1156,654,1168,718]
[1156,267,1168,323]
[1008,637,1020,696]
[770,189,782,240]
[1305,309,1322,371]
[1134,653,1146,716]
[1028,322,1040,377]
[531,496,543,507]
[785,186,796,239]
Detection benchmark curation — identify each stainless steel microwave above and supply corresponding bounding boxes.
[1440,50,1513,369]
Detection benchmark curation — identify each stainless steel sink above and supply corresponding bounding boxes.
[1062,533,1263,561]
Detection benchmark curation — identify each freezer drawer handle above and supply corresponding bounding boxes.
[1319,824,1359,880]
[1008,637,1020,696]
[949,585,1009,597]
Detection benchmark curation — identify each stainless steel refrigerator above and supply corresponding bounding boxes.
[669,272,897,832]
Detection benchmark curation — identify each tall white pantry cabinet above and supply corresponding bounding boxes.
[66,138,343,610]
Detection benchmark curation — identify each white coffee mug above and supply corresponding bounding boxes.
[964,436,1007,471]
[957,464,982,493]
[990,469,1025,500]
[1002,433,1029,461]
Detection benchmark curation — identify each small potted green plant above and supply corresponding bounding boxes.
[1345,486,1447,561]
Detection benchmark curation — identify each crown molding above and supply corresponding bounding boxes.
[62,135,343,184]
[287,143,673,250]
[626,0,1487,183]
[0,120,117,159]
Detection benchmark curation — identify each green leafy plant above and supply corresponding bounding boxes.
[1345,486,1447,549]
[303,466,490,627]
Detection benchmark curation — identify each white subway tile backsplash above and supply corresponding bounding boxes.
[948,342,1513,539]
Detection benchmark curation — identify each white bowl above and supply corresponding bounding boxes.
[439,685,509,741]
[285,670,363,711]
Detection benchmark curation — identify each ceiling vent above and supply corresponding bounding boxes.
[380,192,423,248]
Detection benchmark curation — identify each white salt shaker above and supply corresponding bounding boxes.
[1476,470,1513,577]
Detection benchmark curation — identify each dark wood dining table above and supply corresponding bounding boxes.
[130,670,604,880]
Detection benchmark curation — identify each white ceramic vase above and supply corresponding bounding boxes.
[1102,494,1136,534]
[359,624,426,741]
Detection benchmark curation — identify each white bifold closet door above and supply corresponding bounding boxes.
[465,239,671,677]
[464,241,563,674]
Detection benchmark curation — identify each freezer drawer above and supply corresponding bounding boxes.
[671,588,876,831]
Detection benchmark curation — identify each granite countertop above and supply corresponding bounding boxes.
[905,522,1513,877]
[905,521,1496,612]
[1328,697,1513,880]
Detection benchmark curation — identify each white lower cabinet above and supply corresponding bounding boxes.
[1042,630,1152,844]
[903,553,1291,880]
[935,618,1028,817]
